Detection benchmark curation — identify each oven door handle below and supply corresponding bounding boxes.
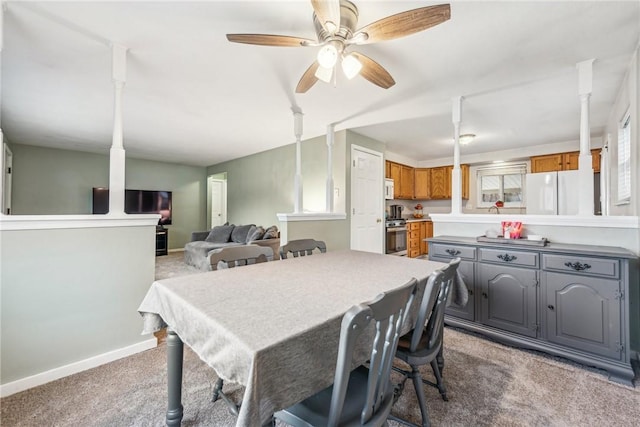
[386,227,406,232]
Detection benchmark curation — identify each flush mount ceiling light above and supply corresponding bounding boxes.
[459,134,476,145]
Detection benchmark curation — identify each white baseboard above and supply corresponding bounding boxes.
[0,337,157,398]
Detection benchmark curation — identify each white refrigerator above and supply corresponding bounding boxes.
[525,170,579,215]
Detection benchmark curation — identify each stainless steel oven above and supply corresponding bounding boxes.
[385,221,407,256]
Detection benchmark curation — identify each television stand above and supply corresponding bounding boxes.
[156,228,168,256]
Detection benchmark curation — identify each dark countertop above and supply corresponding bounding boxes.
[427,235,638,259]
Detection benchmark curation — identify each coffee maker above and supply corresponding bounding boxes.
[389,204,404,219]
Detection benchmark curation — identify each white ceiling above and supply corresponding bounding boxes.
[2,1,639,167]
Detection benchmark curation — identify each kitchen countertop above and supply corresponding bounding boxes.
[405,218,432,223]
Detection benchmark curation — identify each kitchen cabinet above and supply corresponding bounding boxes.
[429,166,450,199]
[406,222,421,258]
[420,220,433,255]
[428,236,638,385]
[385,161,414,199]
[414,168,430,199]
[399,165,415,199]
[531,149,601,173]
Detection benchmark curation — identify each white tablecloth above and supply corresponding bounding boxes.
[138,250,451,426]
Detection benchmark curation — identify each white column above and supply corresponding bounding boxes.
[577,59,595,216]
[293,109,303,213]
[451,96,463,214]
[108,44,128,215]
[326,124,335,213]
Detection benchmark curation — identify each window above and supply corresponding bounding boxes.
[617,110,631,204]
[477,163,527,208]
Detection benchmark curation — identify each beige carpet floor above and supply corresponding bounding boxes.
[1,252,638,426]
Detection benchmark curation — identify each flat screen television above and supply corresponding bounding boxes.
[92,188,172,225]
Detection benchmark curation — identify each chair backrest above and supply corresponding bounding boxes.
[209,245,273,270]
[409,258,461,353]
[327,278,418,427]
[279,238,327,259]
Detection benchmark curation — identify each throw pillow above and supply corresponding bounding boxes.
[231,224,255,243]
[246,225,265,243]
[205,225,234,243]
[262,225,279,239]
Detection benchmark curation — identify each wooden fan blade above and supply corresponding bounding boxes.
[296,62,320,93]
[351,52,395,89]
[226,34,315,47]
[311,0,341,33]
[354,4,451,44]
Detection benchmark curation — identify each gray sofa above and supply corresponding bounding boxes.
[184,224,280,270]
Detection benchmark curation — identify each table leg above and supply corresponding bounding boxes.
[166,328,184,427]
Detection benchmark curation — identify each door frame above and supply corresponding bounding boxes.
[349,144,384,253]
[208,175,227,228]
[1,139,12,215]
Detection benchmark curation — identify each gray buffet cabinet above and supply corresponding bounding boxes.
[428,236,639,385]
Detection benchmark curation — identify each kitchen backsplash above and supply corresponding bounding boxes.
[385,199,527,218]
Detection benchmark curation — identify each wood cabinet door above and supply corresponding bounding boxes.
[563,152,580,170]
[414,168,430,199]
[530,153,563,173]
[461,164,470,199]
[389,162,401,198]
[385,160,391,178]
[591,149,601,173]
[430,167,449,199]
[400,165,414,199]
[421,221,433,254]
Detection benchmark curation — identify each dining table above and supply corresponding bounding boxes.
[138,249,455,427]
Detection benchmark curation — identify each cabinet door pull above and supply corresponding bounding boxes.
[445,249,461,256]
[482,292,488,298]
[564,261,591,271]
[497,253,517,262]
[547,304,555,311]
[467,289,474,296]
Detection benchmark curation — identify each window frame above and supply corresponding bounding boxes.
[616,108,631,205]
[476,163,527,208]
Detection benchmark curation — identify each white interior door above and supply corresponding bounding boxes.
[350,145,384,253]
[210,178,226,227]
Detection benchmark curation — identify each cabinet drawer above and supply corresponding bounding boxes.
[408,222,420,231]
[408,230,419,239]
[431,243,476,260]
[409,248,421,258]
[409,239,420,249]
[542,254,619,279]
[479,248,538,268]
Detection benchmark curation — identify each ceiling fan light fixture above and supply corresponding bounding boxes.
[341,53,362,79]
[314,64,333,83]
[317,44,338,68]
[459,133,476,145]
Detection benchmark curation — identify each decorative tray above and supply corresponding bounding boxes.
[476,236,549,246]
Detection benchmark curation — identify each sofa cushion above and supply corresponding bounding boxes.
[262,225,279,239]
[205,225,235,243]
[247,225,265,242]
[231,224,255,243]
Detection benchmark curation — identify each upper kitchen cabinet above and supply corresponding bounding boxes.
[386,161,414,199]
[531,150,601,173]
[414,168,430,199]
[429,164,469,199]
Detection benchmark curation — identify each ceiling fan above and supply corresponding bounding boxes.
[226,1,451,93]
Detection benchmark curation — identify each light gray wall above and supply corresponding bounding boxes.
[206,130,386,250]
[0,225,155,384]
[8,144,207,249]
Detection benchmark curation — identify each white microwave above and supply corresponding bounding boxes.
[384,179,394,199]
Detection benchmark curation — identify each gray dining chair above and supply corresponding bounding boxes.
[273,277,419,427]
[279,238,326,259]
[209,245,273,271]
[390,258,460,427]
[209,245,274,415]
